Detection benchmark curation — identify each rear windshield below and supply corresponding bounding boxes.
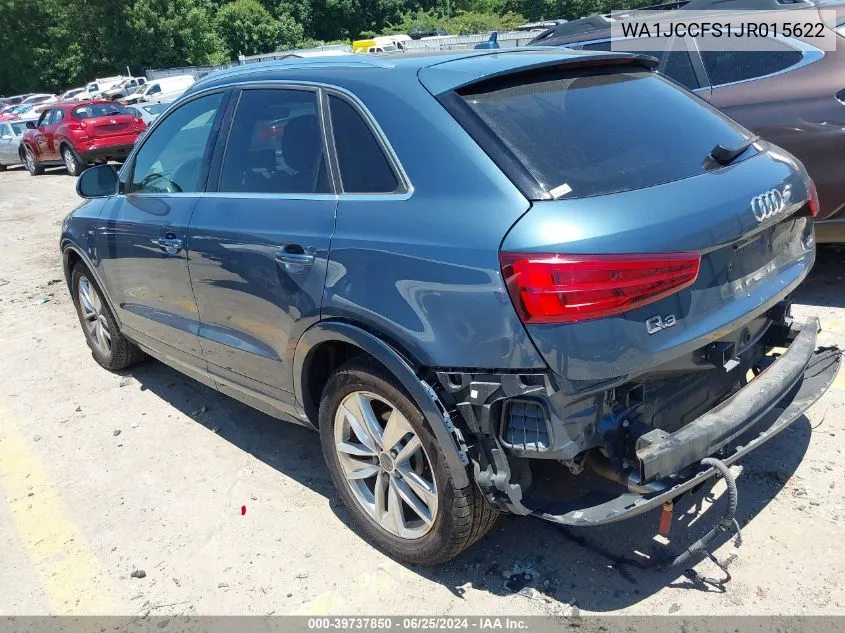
[73,103,128,119]
[458,68,754,199]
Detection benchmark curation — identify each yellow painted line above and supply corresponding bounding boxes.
[0,405,116,613]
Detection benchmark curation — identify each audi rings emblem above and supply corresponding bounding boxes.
[751,186,791,222]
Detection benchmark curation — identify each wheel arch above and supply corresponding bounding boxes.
[294,320,470,488]
[61,242,122,328]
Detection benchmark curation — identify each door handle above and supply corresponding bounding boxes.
[152,235,182,256]
[275,245,315,270]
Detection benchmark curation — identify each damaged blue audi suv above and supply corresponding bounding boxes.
[61,48,839,564]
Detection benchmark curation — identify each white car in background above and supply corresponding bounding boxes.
[125,101,170,126]
[80,76,126,100]
[21,93,57,106]
[58,87,90,101]
[120,75,194,105]
[101,77,147,100]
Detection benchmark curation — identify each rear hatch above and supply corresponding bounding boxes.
[433,53,817,384]
[73,103,138,138]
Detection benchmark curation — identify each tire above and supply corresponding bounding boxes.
[62,145,85,176]
[24,146,43,176]
[0,163,6,172]
[70,263,145,371]
[319,357,498,564]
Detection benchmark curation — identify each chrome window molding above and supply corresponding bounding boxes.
[322,86,412,197]
[206,79,414,199]
[119,79,414,202]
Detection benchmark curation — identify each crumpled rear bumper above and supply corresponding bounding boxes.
[534,319,839,526]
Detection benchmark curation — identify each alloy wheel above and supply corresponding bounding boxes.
[64,148,75,174]
[77,275,111,357]
[25,149,35,172]
[333,391,438,539]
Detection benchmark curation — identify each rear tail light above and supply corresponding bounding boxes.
[500,252,701,324]
[67,120,87,130]
[807,178,819,217]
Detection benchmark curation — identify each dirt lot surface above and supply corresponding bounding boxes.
[1,164,844,617]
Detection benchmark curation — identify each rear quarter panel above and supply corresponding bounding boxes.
[310,70,547,371]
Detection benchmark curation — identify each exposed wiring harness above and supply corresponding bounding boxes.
[667,457,742,591]
[556,456,742,591]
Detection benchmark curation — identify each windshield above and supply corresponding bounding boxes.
[9,121,27,135]
[136,83,155,96]
[73,103,129,119]
[12,105,33,114]
[458,68,754,199]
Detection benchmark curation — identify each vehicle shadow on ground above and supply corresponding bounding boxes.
[794,245,845,309]
[129,360,810,612]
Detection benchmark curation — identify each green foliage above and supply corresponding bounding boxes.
[386,8,524,36]
[0,0,644,95]
[216,0,303,57]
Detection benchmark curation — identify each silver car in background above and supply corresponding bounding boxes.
[0,120,28,170]
[125,101,170,126]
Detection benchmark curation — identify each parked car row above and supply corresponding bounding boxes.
[0,99,171,173]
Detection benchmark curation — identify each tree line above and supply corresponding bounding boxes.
[0,0,636,95]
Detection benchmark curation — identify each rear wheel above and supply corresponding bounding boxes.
[24,146,43,176]
[0,163,6,172]
[62,145,85,176]
[319,357,498,564]
[71,263,145,371]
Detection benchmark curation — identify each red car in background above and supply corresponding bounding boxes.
[20,100,146,176]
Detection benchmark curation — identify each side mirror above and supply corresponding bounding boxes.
[26,121,36,129]
[0,134,11,141]
[76,164,118,198]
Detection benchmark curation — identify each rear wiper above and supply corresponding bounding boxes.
[707,137,759,166]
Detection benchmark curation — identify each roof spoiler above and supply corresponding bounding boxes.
[442,51,660,95]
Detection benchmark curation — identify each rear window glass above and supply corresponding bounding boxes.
[73,103,128,119]
[459,68,753,199]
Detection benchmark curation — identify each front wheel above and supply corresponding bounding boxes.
[62,146,85,176]
[71,263,145,371]
[319,357,498,564]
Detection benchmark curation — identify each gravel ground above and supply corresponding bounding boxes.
[0,164,843,617]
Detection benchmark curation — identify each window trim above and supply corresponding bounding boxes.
[688,34,823,89]
[208,83,337,199]
[120,87,231,196]
[203,80,413,201]
[323,87,409,197]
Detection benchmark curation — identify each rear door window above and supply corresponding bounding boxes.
[699,38,803,85]
[328,95,399,194]
[218,88,330,194]
[457,68,753,199]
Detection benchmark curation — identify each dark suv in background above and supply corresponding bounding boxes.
[62,49,838,565]
[533,0,845,242]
